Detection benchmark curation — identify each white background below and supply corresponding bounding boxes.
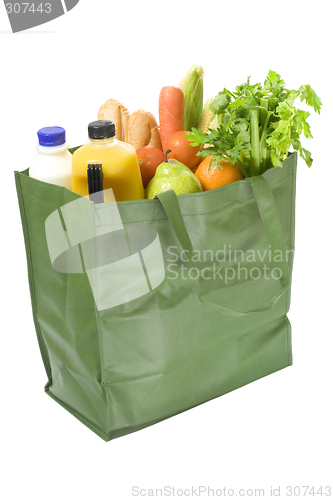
[1,1,332,499]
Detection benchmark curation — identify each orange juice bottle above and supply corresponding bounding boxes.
[72,120,145,202]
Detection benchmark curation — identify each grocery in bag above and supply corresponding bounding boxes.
[15,68,321,440]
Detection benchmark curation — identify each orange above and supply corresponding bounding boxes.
[195,156,244,190]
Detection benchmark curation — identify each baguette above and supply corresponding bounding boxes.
[98,99,130,142]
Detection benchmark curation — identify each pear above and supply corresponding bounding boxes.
[146,149,203,199]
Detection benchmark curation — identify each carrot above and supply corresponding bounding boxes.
[159,86,185,153]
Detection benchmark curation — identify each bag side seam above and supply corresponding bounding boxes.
[286,154,297,365]
[14,171,53,384]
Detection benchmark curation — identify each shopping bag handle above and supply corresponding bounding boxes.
[156,176,291,316]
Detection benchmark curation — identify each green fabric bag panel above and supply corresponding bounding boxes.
[15,152,297,441]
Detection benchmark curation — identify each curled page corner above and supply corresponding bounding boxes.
[4,0,80,33]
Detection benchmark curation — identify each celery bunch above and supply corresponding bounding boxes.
[187,71,322,177]
[180,65,204,131]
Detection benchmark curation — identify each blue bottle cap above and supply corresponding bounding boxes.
[37,126,66,147]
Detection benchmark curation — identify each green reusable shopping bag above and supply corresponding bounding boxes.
[15,152,296,441]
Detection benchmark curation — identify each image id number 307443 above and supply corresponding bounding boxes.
[5,3,51,13]
[285,486,331,496]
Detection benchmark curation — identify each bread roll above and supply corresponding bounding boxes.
[98,99,130,142]
[127,110,162,150]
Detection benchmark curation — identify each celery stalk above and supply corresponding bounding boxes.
[259,99,269,173]
[250,109,261,176]
[260,98,268,126]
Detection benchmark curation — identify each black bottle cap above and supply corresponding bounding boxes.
[88,120,115,140]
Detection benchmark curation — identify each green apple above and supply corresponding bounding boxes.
[146,150,203,199]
